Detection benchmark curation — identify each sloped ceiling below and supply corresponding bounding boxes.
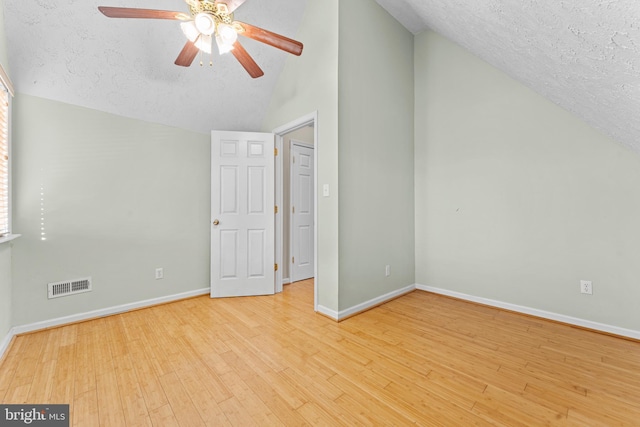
[375,0,640,153]
[4,0,307,133]
[6,0,640,150]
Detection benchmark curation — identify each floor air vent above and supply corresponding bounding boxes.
[48,277,92,299]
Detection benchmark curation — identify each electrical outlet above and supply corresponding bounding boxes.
[155,268,164,280]
[580,280,592,295]
[385,265,390,277]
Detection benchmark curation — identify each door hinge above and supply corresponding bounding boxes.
[274,148,278,156]
[292,257,295,264]
[293,156,295,164]
[275,263,278,271]
[275,205,278,214]
[292,206,295,214]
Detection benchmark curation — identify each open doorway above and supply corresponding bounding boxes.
[273,112,318,310]
[289,139,314,283]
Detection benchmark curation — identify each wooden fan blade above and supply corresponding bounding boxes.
[98,7,190,20]
[236,22,303,56]
[231,41,264,78]
[219,0,247,13]
[175,40,200,67]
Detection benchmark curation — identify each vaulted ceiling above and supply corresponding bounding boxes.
[375,0,640,153]
[3,0,308,133]
[5,0,640,153]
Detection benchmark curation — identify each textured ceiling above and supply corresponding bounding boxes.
[4,0,308,134]
[375,0,640,153]
[6,1,640,150]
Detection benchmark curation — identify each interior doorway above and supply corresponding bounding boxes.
[289,140,314,283]
[273,112,318,310]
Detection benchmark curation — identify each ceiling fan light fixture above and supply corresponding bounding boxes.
[181,21,212,54]
[215,23,238,54]
[180,21,200,42]
[195,34,213,54]
[215,35,234,54]
[194,12,216,36]
[96,1,303,77]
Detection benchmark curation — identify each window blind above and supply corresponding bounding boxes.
[0,84,9,237]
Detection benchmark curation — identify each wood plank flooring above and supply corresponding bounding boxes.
[1,279,640,426]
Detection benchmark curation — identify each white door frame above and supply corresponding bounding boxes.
[272,111,318,311]
[289,140,315,283]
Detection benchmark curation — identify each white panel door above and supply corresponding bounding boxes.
[290,142,314,282]
[211,131,275,297]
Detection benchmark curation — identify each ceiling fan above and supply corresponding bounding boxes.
[98,0,303,78]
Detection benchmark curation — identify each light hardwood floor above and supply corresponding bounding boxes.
[1,279,639,426]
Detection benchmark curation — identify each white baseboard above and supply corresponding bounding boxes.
[316,305,339,320]
[416,284,640,340]
[11,288,211,336]
[0,328,15,361]
[6,282,635,362]
[317,284,417,321]
[338,284,416,320]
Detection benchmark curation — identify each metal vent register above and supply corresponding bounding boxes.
[47,277,92,299]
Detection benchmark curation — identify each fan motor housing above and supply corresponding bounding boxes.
[188,0,234,24]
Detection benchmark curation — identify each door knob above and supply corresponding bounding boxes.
[213,219,220,226]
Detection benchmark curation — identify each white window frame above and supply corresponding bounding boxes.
[0,63,18,244]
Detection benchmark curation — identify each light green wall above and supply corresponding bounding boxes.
[415,31,640,330]
[0,243,11,340]
[11,94,210,326]
[262,0,340,311]
[9,2,633,331]
[0,0,8,68]
[0,0,13,341]
[337,0,415,310]
[263,0,415,313]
